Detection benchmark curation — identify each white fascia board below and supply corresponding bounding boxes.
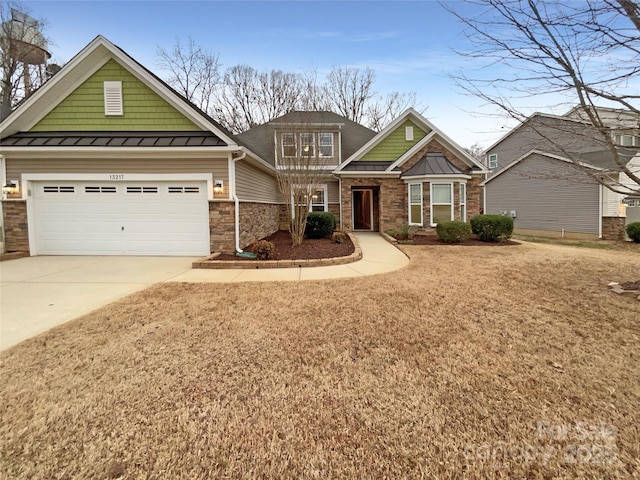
[0,37,112,135]
[337,108,426,170]
[402,174,471,182]
[387,131,436,171]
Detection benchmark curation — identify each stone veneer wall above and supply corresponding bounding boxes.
[209,201,281,253]
[239,202,280,249]
[209,201,235,253]
[341,140,483,232]
[1,200,30,253]
[602,216,626,240]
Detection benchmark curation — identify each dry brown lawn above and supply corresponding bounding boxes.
[1,241,639,479]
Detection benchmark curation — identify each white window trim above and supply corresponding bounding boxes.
[430,182,454,226]
[318,133,334,157]
[488,153,498,170]
[408,182,423,226]
[281,133,296,159]
[103,81,123,116]
[310,184,328,212]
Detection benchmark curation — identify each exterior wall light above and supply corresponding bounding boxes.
[213,180,224,194]
[2,181,18,196]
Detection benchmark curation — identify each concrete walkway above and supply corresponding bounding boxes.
[171,232,409,283]
[0,233,407,350]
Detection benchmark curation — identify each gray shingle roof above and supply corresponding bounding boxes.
[236,111,376,166]
[401,152,467,177]
[0,131,226,147]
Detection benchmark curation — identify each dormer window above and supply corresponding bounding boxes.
[103,81,123,116]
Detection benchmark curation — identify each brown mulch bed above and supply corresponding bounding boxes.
[218,230,354,261]
[399,233,519,246]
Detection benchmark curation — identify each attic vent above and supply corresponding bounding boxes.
[405,126,414,141]
[104,81,123,116]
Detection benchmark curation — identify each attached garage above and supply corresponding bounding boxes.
[31,180,210,256]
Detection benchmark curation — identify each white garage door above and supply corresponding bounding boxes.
[33,181,210,256]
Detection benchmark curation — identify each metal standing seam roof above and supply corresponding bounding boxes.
[0,131,227,147]
[341,161,397,172]
[401,152,467,177]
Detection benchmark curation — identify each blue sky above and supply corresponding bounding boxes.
[22,1,547,148]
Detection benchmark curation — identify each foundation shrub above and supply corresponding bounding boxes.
[436,221,472,243]
[305,212,337,239]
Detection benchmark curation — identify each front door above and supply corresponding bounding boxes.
[353,189,373,230]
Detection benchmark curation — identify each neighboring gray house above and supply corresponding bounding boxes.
[483,109,639,240]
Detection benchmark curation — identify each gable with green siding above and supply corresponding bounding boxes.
[32,59,201,131]
[360,120,428,161]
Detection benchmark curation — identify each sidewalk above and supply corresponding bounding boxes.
[170,232,409,283]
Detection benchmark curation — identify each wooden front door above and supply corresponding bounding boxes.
[353,189,373,230]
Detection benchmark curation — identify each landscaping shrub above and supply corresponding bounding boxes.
[392,224,417,240]
[305,212,336,239]
[470,214,514,242]
[436,221,472,243]
[332,231,348,243]
[626,222,640,243]
[252,240,275,260]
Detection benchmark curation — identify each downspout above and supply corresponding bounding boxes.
[598,183,603,239]
[231,149,247,253]
[337,125,343,230]
[0,154,5,253]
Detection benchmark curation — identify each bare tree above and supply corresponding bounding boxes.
[443,0,640,195]
[213,65,305,132]
[366,91,421,132]
[1,2,50,114]
[275,117,335,245]
[464,142,485,163]
[156,36,220,113]
[325,65,376,124]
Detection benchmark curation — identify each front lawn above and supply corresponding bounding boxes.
[1,242,638,479]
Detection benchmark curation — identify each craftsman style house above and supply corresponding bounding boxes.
[0,35,486,256]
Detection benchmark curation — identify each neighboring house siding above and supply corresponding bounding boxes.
[6,157,228,185]
[235,161,279,203]
[602,185,623,217]
[486,116,601,176]
[361,120,428,161]
[486,154,600,235]
[32,59,201,132]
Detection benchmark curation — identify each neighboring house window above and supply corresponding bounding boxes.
[319,133,334,157]
[459,183,466,221]
[310,185,328,212]
[431,183,453,225]
[487,154,498,169]
[282,133,296,157]
[300,133,315,156]
[408,183,422,225]
[103,81,123,116]
[615,134,638,147]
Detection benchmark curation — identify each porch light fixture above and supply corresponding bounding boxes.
[213,180,224,194]
[2,181,18,195]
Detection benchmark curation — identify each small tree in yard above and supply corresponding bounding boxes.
[276,117,334,246]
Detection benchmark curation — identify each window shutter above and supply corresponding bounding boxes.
[103,81,123,115]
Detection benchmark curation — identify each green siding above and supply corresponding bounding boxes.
[32,59,201,131]
[361,120,428,161]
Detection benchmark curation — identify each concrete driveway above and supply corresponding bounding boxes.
[0,256,197,350]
